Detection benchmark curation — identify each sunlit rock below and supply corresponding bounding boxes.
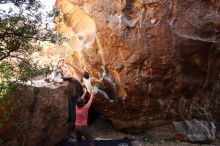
[56,0,96,50]
[54,0,220,137]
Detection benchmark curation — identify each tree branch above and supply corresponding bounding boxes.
[0,32,55,42]
[0,52,10,61]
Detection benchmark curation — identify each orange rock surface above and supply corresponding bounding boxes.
[54,0,220,133]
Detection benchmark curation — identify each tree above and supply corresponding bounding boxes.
[0,0,61,99]
[0,0,37,6]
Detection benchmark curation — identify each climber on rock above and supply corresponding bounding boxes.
[65,78,83,133]
[75,87,95,146]
[82,70,114,102]
[99,65,118,102]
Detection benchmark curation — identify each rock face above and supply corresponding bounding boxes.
[173,120,216,143]
[0,80,83,146]
[54,0,220,134]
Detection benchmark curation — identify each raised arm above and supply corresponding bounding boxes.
[81,88,87,100]
[84,91,95,108]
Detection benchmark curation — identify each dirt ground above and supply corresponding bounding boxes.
[86,116,219,146]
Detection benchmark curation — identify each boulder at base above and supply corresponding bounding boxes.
[0,80,83,146]
[173,119,216,143]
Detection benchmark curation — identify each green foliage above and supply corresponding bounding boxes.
[0,0,62,131]
[0,1,62,100]
[0,0,38,7]
[0,13,61,60]
[0,62,17,99]
[18,59,51,82]
[0,60,53,100]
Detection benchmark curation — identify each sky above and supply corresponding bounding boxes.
[0,0,56,27]
[0,0,56,18]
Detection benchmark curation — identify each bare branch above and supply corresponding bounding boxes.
[0,52,10,61]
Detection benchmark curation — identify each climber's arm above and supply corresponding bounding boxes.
[81,87,87,100]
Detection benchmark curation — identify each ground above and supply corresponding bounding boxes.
[83,116,218,146]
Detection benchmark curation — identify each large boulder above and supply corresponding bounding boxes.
[0,80,83,146]
[55,0,220,134]
[173,120,216,143]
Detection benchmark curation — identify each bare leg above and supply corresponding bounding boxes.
[100,66,118,102]
[103,76,118,102]
[93,86,113,102]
